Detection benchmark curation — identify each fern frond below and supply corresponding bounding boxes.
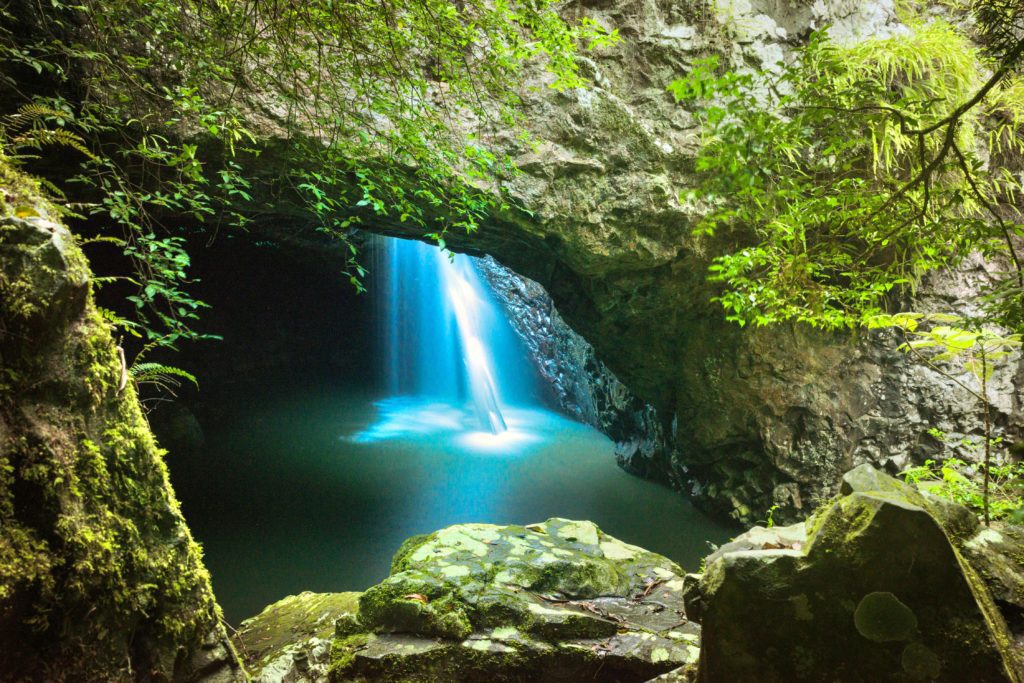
[36,177,66,200]
[78,235,127,247]
[2,104,67,124]
[96,306,142,333]
[129,362,198,388]
[11,129,98,161]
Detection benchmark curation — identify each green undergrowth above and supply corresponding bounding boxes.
[673,18,1024,330]
[903,457,1024,522]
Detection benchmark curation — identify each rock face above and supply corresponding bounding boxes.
[13,0,1024,528]
[694,465,1022,682]
[250,0,1021,525]
[962,523,1024,649]
[235,591,362,683]
[475,255,672,476]
[0,162,243,680]
[326,518,700,682]
[448,0,1024,524]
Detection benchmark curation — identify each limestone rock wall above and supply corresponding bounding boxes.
[370,0,1024,524]
[13,0,1022,530]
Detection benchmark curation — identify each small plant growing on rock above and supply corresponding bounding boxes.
[871,313,1023,525]
[901,451,1024,522]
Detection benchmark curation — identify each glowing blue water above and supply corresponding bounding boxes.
[359,237,541,441]
[166,235,736,627]
[171,382,736,623]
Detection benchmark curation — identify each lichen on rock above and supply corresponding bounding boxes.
[234,591,362,682]
[261,518,703,682]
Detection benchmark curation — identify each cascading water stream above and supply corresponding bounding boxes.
[442,257,508,433]
[354,235,538,443]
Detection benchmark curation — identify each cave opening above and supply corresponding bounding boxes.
[146,231,734,624]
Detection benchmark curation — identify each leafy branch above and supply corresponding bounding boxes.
[0,0,616,391]
[670,19,1024,330]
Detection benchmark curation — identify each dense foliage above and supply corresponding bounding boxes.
[670,19,1024,330]
[671,3,1024,521]
[903,451,1024,523]
[0,0,613,365]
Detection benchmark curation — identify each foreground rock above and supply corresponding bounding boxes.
[0,163,243,678]
[237,519,700,682]
[964,524,1024,645]
[694,465,1022,682]
[235,591,361,682]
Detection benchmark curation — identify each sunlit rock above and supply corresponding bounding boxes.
[234,591,362,683]
[235,519,699,682]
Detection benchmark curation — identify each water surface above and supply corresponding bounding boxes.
[168,381,736,624]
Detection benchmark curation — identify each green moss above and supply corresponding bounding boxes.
[804,493,884,558]
[529,554,629,598]
[955,544,1023,677]
[0,159,231,679]
[329,630,543,683]
[359,572,473,640]
[0,155,60,220]
[331,632,373,675]
[390,532,435,574]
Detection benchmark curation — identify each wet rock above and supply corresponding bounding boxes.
[331,518,700,682]
[962,524,1024,647]
[234,591,362,683]
[702,523,806,567]
[475,256,671,477]
[0,215,89,336]
[696,465,1021,682]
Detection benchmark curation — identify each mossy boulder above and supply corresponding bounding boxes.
[234,591,362,682]
[962,524,1024,645]
[0,161,243,681]
[839,463,981,543]
[696,465,1021,682]
[331,518,700,682]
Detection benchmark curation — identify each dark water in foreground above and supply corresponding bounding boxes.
[167,381,736,624]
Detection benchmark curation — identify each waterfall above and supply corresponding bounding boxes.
[372,236,530,435]
[442,256,508,433]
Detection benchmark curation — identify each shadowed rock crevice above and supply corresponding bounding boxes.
[475,255,672,476]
